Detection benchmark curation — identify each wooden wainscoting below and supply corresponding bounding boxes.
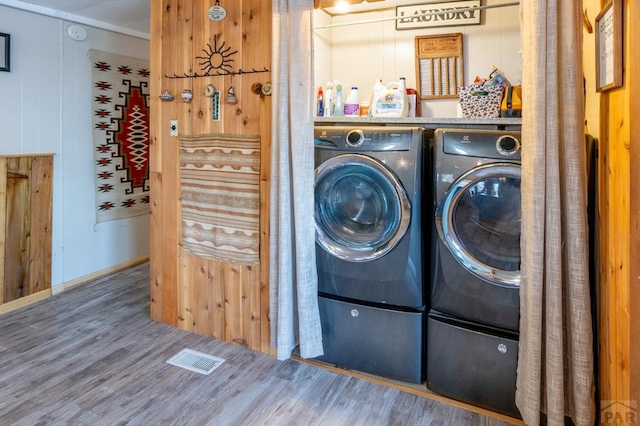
[0,154,54,311]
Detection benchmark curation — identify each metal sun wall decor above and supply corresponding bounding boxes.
[164,36,270,79]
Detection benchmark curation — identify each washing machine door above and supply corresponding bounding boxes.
[315,154,410,262]
[436,163,521,287]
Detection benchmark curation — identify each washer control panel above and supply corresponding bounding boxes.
[315,126,420,151]
[439,129,522,160]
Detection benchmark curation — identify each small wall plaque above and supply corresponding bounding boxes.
[207,5,227,21]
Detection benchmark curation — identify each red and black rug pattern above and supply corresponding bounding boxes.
[91,50,150,222]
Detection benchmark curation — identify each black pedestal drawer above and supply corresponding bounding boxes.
[315,295,424,384]
[427,312,521,418]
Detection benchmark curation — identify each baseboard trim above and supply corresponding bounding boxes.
[51,255,150,296]
[0,256,150,317]
[0,290,51,316]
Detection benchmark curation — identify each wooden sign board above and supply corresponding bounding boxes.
[397,1,481,31]
[415,33,464,99]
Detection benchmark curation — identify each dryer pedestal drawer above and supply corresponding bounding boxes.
[426,313,521,418]
[315,296,424,384]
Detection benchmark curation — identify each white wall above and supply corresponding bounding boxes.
[0,5,150,288]
[314,0,521,118]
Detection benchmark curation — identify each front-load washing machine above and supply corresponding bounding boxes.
[313,126,432,384]
[427,128,522,418]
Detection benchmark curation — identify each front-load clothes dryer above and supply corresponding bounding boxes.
[313,126,432,384]
[427,128,522,419]
[431,128,521,332]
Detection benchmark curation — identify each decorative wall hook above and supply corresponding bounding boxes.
[163,67,270,79]
[583,8,593,34]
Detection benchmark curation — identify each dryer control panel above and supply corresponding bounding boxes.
[439,129,521,160]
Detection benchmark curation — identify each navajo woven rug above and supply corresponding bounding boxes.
[179,134,261,265]
[90,50,150,223]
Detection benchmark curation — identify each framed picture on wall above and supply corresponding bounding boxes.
[0,33,9,72]
[595,0,622,92]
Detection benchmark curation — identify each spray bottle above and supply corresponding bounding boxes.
[323,82,334,117]
[316,86,324,117]
[334,83,344,117]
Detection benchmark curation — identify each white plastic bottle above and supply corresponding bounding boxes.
[344,87,360,116]
[323,82,334,117]
[372,77,409,118]
[398,77,409,117]
[334,83,344,117]
[368,79,384,117]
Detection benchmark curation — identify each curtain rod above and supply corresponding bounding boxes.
[314,2,520,29]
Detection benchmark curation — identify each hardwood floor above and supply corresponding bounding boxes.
[0,263,515,425]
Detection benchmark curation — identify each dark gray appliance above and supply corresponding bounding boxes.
[314,126,432,384]
[428,128,522,418]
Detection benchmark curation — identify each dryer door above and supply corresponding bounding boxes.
[436,163,521,287]
[315,154,410,262]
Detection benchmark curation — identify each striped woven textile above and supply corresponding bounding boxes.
[179,134,261,265]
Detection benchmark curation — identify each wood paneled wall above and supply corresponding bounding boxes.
[149,0,272,354]
[598,0,639,410]
[0,155,53,305]
[629,0,640,407]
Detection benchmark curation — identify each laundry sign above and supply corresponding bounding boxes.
[396,1,481,30]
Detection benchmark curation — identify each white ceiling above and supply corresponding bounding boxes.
[1,0,413,38]
[1,0,150,37]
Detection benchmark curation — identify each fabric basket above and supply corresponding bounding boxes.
[458,84,504,118]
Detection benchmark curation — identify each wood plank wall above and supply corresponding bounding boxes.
[0,155,53,305]
[629,0,640,408]
[598,0,639,412]
[149,0,272,354]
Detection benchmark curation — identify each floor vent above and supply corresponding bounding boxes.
[166,348,225,375]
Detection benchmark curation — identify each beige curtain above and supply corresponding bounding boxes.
[516,1,595,425]
[269,0,324,360]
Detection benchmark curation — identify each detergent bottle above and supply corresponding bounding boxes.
[334,83,344,117]
[323,82,334,117]
[372,77,409,118]
[344,87,360,116]
[368,79,384,116]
